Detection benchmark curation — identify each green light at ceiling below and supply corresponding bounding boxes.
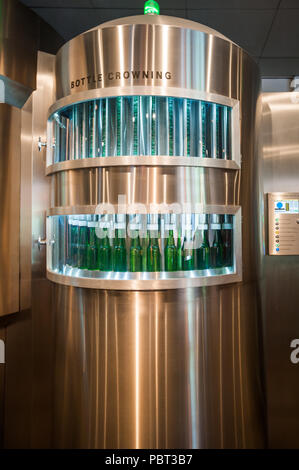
[144,0,160,15]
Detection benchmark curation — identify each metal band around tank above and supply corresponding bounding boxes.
[47,204,241,216]
[47,270,242,290]
[45,156,241,176]
[48,167,240,212]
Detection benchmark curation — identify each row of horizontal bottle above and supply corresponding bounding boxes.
[50,214,234,273]
[50,96,232,163]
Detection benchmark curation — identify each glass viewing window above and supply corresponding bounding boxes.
[47,213,235,279]
[48,96,232,164]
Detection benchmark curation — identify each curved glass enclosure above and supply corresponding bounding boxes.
[47,212,235,279]
[47,96,232,164]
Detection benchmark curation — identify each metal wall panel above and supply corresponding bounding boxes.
[0,0,38,107]
[4,52,55,449]
[261,92,299,448]
[0,325,5,448]
[0,105,21,317]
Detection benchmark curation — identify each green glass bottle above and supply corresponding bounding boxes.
[98,228,112,271]
[176,229,183,271]
[147,215,161,272]
[78,217,88,269]
[130,231,142,272]
[195,215,210,270]
[112,214,127,272]
[164,228,177,271]
[66,216,72,266]
[141,231,148,272]
[222,214,233,267]
[182,214,194,271]
[197,230,210,270]
[210,215,224,268]
[87,221,98,270]
[70,217,79,267]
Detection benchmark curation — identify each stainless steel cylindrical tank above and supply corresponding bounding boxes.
[45,15,265,448]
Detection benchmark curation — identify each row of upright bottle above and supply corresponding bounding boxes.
[51,96,232,163]
[51,213,233,274]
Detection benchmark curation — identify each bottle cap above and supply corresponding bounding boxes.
[147,224,159,230]
[170,213,177,224]
[99,222,110,228]
[165,224,176,231]
[149,214,159,224]
[185,213,192,225]
[198,214,209,224]
[210,214,222,224]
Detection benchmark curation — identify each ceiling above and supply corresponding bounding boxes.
[19,0,299,77]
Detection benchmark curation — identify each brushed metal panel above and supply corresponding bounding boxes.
[0,105,21,317]
[28,51,55,447]
[52,283,265,449]
[4,52,55,449]
[261,92,299,448]
[50,167,240,210]
[55,16,243,101]
[0,325,5,448]
[20,97,33,311]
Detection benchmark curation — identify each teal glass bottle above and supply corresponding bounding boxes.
[164,228,177,271]
[78,217,88,269]
[98,228,112,271]
[112,214,127,272]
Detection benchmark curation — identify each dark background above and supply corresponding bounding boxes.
[19,0,299,77]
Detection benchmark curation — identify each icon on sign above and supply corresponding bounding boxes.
[276,248,280,252]
[276,202,283,209]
